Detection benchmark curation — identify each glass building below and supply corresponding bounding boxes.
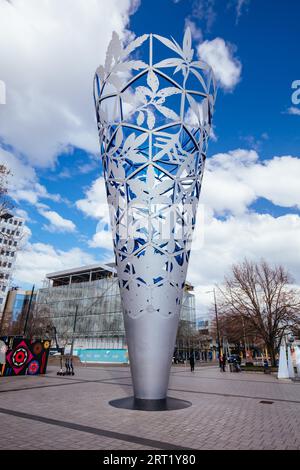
[0,287,36,335]
[34,262,196,363]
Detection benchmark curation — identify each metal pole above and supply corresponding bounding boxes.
[23,285,35,337]
[70,304,78,356]
[213,288,222,367]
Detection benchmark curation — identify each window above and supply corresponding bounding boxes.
[19,221,23,226]
[0,239,2,243]
[9,219,12,224]
[5,274,9,279]
[2,286,6,292]
[13,241,17,247]
[8,241,12,246]
[8,263,12,268]
[3,262,7,267]
[16,231,20,236]
[0,298,2,304]
[7,229,10,234]
[14,220,17,225]
[6,251,9,256]
[11,252,14,257]
[4,239,7,245]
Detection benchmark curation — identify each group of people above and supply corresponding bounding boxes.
[188,352,242,372]
[219,354,241,372]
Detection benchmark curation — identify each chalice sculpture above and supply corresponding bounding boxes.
[94,28,216,410]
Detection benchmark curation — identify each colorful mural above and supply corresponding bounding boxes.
[0,336,51,377]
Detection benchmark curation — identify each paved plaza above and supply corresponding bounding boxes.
[1,364,300,450]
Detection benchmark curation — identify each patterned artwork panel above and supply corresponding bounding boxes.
[0,336,51,377]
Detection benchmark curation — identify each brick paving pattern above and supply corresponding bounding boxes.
[0,364,300,450]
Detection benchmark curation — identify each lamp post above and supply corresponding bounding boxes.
[206,288,221,367]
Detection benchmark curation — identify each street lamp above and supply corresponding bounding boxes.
[206,288,222,367]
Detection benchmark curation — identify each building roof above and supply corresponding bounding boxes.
[46,262,116,279]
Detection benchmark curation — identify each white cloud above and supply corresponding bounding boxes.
[198,38,242,90]
[38,209,76,233]
[14,243,98,287]
[89,227,114,251]
[0,0,138,167]
[76,177,109,222]
[184,19,203,41]
[235,0,250,23]
[0,147,61,204]
[287,106,300,116]
[187,210,300,318]
[202,150,300,214]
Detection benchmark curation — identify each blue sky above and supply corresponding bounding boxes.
[0,0,299,313]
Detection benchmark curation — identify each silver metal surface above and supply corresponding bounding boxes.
[94,28,216,399]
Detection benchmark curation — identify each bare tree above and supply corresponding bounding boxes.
[216,259,300,366]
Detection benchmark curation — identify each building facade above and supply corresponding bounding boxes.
[0,214,24,314]
[33,263,196,362]
[0,287,36,335]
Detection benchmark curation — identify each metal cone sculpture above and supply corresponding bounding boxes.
[94,29,216,403]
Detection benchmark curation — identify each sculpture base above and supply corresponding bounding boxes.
[109,396,192,411]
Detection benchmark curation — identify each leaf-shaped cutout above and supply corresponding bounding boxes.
[137,111,144,126]
[147,165,156,188]
[186,94,201,124]
[114,127,123,149]
[153,58,183,68]
[135,86,151,105]
[126,238,135,254]
[113,60,147,74]
[155,104,179,121]
[124,132,136,151]
[189,68,207,93]
[182,27,193,61]
[147,70,159,94]
[107,73,124,90]
[96,65,105,81]
[191,60,210,71]
[122,34,149,57]
[157,87,181,99]
[134,133,148,147]
[154,34,184,57]
[105,32,122,74]
[146,109,155,129]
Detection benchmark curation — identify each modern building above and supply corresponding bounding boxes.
[33,262,197,363]
[0,287,36,335]
[0,213,24,315]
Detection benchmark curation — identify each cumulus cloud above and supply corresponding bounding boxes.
[202,150,300,214]
[198,38,242,90]
[76,177,109,222]
[0,0,138,167]
[38,209,76,233]
[14,243,98,286]
[188,211,300,288]
[0,147,61,204]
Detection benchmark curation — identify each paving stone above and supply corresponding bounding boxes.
[0,365,300,449]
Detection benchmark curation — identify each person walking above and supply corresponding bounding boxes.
[222,354,227,372]
[189,353,195,372]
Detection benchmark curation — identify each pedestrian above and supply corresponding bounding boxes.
[189,353,195,372]
[222,354,227,372]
